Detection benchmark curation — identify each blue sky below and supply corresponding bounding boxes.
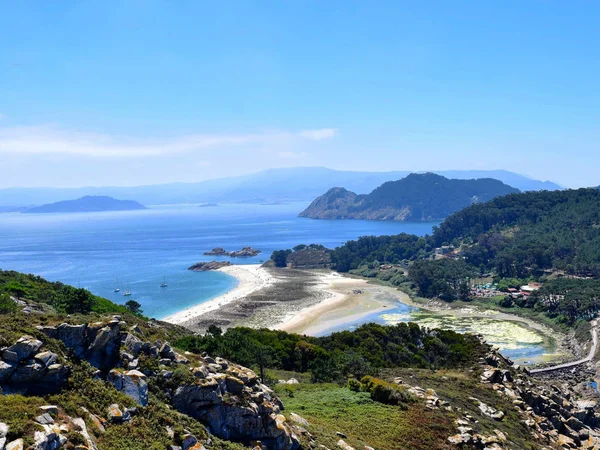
[1,1,599,188]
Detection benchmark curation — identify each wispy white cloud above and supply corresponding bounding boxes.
[0,125,337,157]
[299,128,337,140]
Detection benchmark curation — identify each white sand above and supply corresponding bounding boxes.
[162,264,274,325]
[275,273,360,332]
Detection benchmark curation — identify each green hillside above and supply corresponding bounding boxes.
[300,173,519,221]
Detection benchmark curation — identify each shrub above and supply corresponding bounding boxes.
[0,293,18,314]
[360,376,415,407]
[347,377,362,392]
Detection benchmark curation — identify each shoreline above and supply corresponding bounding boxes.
[162,264,274,325]
[276,274,407,335]
[164,264,570,365]
[395,290,572,359]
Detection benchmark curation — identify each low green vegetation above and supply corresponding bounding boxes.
[349,262,408,286]
[380,368,538,450]
[175,323,487,383]
[270,244,330,268]
[0,270,143,317]
[350,375,416,407]
[274,381,456,450]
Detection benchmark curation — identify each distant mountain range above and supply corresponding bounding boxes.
[0,167,562,207]
[23,196,146,214]
[299,173,520,221]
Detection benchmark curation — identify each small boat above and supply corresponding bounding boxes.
[114,277,120,292]
[114,288,120,293]
[122,291,132,297]
[160,276,168,288]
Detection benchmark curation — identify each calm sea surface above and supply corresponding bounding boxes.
[0,203,436,319]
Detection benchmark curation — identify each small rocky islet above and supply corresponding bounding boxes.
[187,261,232,272]
[204,247,262,258]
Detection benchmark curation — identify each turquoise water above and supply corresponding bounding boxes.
[0,203,436,319]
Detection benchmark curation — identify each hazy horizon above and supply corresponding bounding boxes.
[2,2,599,189]
[0,166,564,191]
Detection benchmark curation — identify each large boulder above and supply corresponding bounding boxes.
[34,351,58,368]
[5,438,24,450]
[56,324,87,357]
[108,369,149,406]
[0,360,16,383]
[123,334,142,357]
[4,336,42,362]
[0,422,8,450]
[87,324,122,370]
[12,359,44,383]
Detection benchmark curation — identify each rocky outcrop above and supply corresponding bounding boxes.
[0,336,69,394]
[172,355,299,450]
[37,318,123,371]
[471,348,600,449]
[108,369,149,406]
[204,247,262,257]
[187,261,232,271]
[6,317,298,449]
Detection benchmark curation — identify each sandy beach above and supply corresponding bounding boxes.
[164,264,570,364]
[163,264,274,325]
[276,274,409,335]
[167,264,409,334]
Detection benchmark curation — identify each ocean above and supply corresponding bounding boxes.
[0,203,436,319]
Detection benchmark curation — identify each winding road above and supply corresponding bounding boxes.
[530,320,598,374]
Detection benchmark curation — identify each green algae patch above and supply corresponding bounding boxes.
[381,312,549,362]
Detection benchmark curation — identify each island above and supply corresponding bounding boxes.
[198,203,219,208]
[299,173,519,221]
[203,246,262,257]
[23,195,147,214]
[187,261,232,271]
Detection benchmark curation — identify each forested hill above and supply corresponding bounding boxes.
[328,188,600,279]
[299,173,519,221]
[432,188,600,277]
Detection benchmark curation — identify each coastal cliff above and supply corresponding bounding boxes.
[299,173,519,221]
